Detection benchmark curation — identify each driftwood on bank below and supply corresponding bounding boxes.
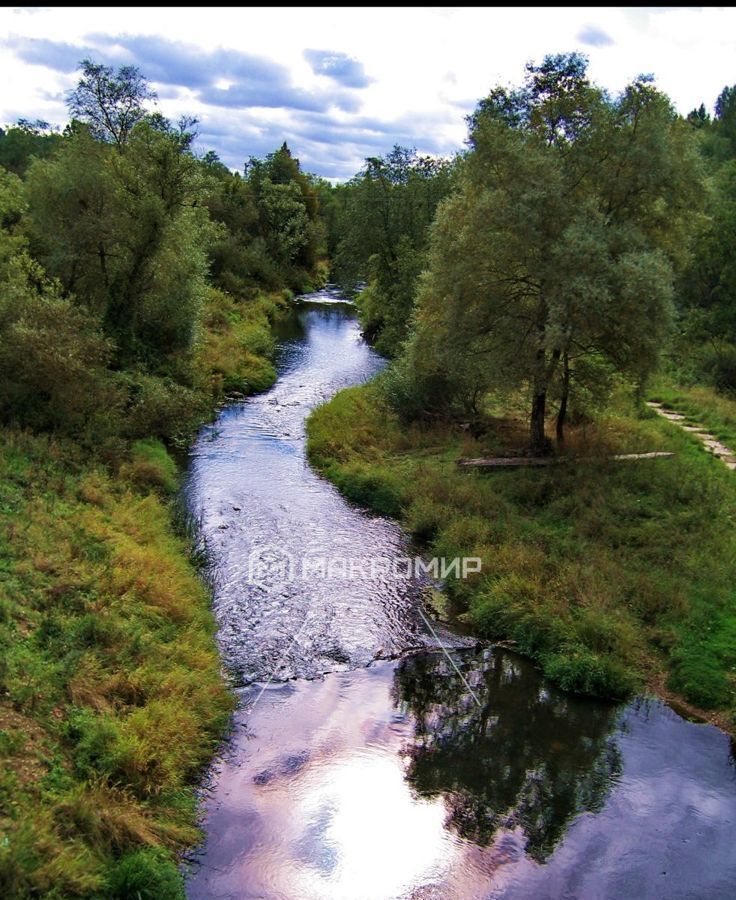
[456,451,675,469]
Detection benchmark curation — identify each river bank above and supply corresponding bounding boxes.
[306,381,736,736]
[0,289,292,897]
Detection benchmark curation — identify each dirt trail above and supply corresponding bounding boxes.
[647,401,736,470]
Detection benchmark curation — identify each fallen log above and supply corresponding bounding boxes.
[457,451,674,469]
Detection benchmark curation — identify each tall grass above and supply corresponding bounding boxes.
[198,288,282,397]
[0,429,234,897]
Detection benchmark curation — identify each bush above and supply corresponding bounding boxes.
[0,253,118,437]
[699,345,736,394]
[118,372,206,444]
[121,439,178,494]
[543,650,636,699]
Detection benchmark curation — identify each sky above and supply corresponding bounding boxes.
[1,6,735,180]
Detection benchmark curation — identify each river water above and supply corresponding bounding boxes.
[185,289,736,900]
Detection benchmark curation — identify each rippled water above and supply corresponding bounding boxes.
[185,289,736,899]
[185,289,458,682]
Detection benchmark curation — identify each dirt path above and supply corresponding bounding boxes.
[647,401,736,470]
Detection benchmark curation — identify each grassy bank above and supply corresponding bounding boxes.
[650,378,736,449]
[198,288,283,402]
[307,383,736,731]
[0,290,288,897]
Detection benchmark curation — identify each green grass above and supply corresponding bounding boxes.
[121,439,180,495]
[0,428,234,897]
[649,378,736,449]
[198,287,283,398]
[307,383,736,727]
[0,284,295,896]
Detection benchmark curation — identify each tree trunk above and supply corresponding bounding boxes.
[530,390,548,455]
[530,346,561,456]
[556,351,570,445]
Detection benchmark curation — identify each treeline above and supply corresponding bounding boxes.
[677,86,736,389]
[330,54,736,453]
[0,59,329,453]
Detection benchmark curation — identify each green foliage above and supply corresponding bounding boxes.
[198,287,279,397]
[1,93,319,449]
[678,159,736,348]
[331,146,456,355]
[107,849,185,900]
[715,84,736,156]
[25,122,213,369]
[122,439,179,494]
[699,346,736,394]
[0,180,116,436]
[258,178,310,266]
[203,142,326,296]
[0,428,234,896]
[542,651,635,698]
[401,55,702,451]
[0,121,63,177]
[674,81,736,397]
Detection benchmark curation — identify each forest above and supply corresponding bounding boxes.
[1,51,736,897]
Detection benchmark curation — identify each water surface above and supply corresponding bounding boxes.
[185,289,736,899]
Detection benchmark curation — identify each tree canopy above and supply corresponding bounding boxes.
[402,54,702,451]
[67,58,157,147]
[0,58,330,445]
[330,145,456,355]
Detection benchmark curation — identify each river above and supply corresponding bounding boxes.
[184,288,736,900]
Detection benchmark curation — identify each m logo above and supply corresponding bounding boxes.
[247,544,296,584]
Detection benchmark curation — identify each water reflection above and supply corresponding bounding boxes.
[394,648,622,863]
[188,649,736,899]
[187,293,736,900]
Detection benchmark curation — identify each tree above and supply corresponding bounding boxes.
[245,142,324,284]
[331,146,455,355]
[714,84,736,154]
[0,165,114,434]
[67,59,157,148]
[686,103,711,129]
[408,54,701,452]
[0,120,63,176]
[677,159,736,381]
[26,119,212,367]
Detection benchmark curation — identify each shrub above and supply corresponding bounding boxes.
[121,439,178,495]
[117,373,206,444]
[699,345,736,394]
[543,649,636,699]
[0,253,117,437]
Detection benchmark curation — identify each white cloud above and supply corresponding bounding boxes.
[1,6,735,179]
